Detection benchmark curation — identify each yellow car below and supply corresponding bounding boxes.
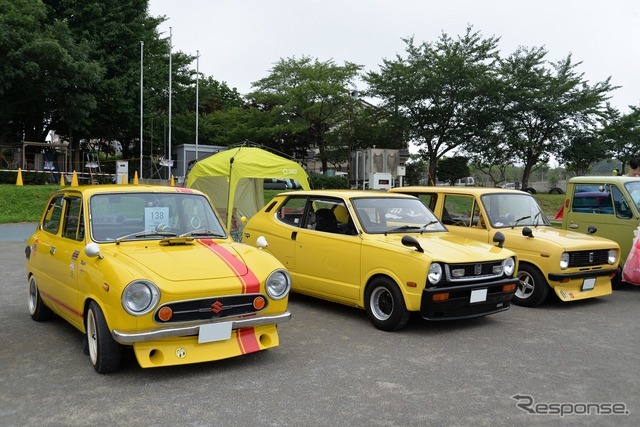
[242,190,518,331]
[390,186,619,307]
[25,185,291,373]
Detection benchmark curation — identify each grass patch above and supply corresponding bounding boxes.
[0,184,60,223]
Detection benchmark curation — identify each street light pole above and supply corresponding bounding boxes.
[139,41,144,179]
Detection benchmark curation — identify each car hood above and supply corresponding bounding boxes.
[106,239,249,281]
[496,226,619,251]
[376,233,511,261]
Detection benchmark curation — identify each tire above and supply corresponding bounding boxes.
[364,278,410,331]
[28,275,53,321]
[513,264,549,307]
[86,301,122,374]
[611,267,624,290]
[524,187,537,194]
[549,187,564,195]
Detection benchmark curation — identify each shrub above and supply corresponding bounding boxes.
[309,173,348,189]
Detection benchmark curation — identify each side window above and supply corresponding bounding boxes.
[443,195,474,226]
[572,184,614,215]
[416,194,436,211]
[612,186,632,219]
[42,195,64,235]
[276,196,307,227]
[307,198,353,235]
[62,197,84,241]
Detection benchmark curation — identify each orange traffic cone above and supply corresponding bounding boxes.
[16,168,23,186]
[71,171,79,186]
[133,171,139,185]
[121,172,128,184]
[59,173,65,187]
[170,175,175,187]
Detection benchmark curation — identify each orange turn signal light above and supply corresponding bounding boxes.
[432,293,449,302]
[503,284,517,293]
[253,296,266,310]
[158,306,173,321]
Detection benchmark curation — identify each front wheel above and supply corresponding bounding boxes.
[514,264,549,307]
[86,301,122,374]
[364,278,410,331]
[28,275,53,321]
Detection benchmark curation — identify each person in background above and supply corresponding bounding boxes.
[627,158,640,177]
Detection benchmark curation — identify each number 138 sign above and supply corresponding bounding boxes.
[145,207,170,230]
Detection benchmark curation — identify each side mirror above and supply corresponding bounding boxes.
[256,235,268,249]
[401,235,424,253]
[493,231,505,248]
[85,242,103,259]
[522,227,533,238]
[587,225,597,235]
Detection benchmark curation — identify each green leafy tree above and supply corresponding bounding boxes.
[601,105,640,172]
[248,56,362,171]
[437,156,470,185]
[365,27,501,184]
[494,47,615,188]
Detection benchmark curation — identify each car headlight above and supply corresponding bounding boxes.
[266,269,291,300]
[427,263,443,285]
[560,252,570,270]
[608,249,617,265]
[122,280,160,316]
[503,257,516,277]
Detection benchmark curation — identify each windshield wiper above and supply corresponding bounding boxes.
[385,225,422,234]
[511,215,531,229]
[116,229,177,244]
[533,211,542,227]
[420,220,440,234]
[179,229,226,238]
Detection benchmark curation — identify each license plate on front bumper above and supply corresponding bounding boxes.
[581,277,596,291]
[470,288,488,303]
[198,322,232,343]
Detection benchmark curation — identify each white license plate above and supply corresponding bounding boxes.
[582,277,596,291]
[470,288,488,303]
[198,322,232,343]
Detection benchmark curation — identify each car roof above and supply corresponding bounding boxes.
[275,189,417,199]
[50,184,206,197]
[568,176,640,184]
[390,186,528,196]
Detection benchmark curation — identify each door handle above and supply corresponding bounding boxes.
[291,231,298,241]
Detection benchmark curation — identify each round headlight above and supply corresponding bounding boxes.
[503,257,516,277]
[608,249,617,265]
[427,263,443,285]
[266,269,291,300]
[560,252,570,270]
[122,280,160,316]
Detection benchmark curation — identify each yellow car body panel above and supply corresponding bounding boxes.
[25,185,291,372]
[243,190,519,330]
[390,186,619,305]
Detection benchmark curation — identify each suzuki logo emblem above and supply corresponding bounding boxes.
[475,264,482,275]
[211,300,223,313]
[589,252,594,263]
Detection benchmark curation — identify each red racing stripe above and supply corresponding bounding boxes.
[236,327,260,354]
[196,239,260,294]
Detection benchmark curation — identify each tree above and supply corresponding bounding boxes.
[436,156,470,185]
[248,56,362,171]
[493,47,615,188]
[601,105,640,172]
[365,27,501,184]
[0,0,103,145]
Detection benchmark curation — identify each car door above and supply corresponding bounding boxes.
[438,193,490,243]
[292,197,361,303]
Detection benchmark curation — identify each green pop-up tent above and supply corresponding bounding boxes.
[186,146,310,237]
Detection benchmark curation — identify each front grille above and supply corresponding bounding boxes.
[154,294,266,323]
[568,250,610,267]
[445,261,505,282]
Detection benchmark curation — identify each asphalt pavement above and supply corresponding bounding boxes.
[1,223,639,426]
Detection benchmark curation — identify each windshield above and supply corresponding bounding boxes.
[480,193,550,228]
[625,181,640,210]
[352,197,446,234]
[89,192,226,242]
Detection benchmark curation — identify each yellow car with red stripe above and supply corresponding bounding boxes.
[25,185,291,373]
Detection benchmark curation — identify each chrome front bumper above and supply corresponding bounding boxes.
[112,312,291,344]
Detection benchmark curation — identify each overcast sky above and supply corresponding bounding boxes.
[148,0,639,113]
